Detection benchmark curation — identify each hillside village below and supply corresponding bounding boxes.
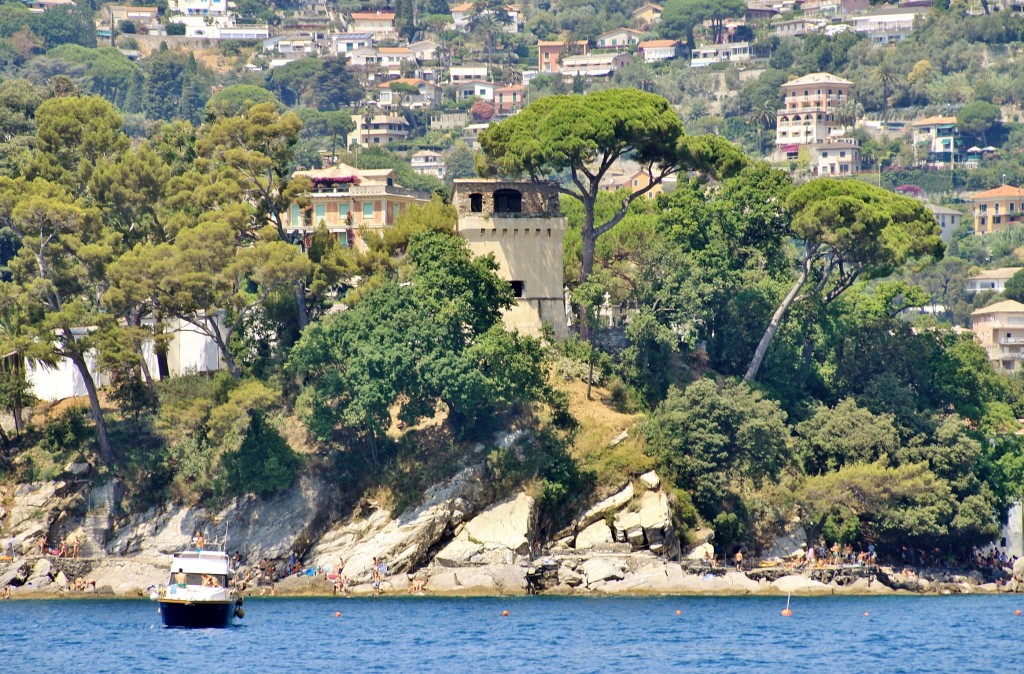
[6,0,1024,593]
[1,0,1021,391]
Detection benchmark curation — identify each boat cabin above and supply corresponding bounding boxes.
[165,550,232,594]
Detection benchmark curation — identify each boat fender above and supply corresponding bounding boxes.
[235,607,245,619]
[236,597,243,606]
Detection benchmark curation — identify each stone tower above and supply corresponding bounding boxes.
[452,179,568,339]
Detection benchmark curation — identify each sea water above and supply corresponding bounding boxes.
[1,595,1022,673]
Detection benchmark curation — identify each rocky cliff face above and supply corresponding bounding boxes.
[107,473,336,560]
[0,458,692,597]
[0,464,1013,598]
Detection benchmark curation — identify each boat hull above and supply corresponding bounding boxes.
[158,599,237,629]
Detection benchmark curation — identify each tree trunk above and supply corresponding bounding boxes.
[797,333,815,392]
[578,200,597,341]
[206,315,242,379]
[138,349,158,398]
[366,422,379,466]
[295,283,310,329]
[744,258,811,383]
[68,350,114,466]
[271,211,311,330]
[586,343,595,401]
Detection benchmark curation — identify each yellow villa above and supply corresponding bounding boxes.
[286,164,430,250]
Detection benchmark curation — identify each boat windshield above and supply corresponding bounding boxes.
[169,573,227,587]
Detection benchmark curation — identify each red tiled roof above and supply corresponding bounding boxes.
[972,185,1024,200]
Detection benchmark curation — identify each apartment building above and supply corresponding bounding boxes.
[972,185,1024,235]
[965,268,1022,295]
[971,300,1024,373]
[775,72,852,157]
[286,164,430,249]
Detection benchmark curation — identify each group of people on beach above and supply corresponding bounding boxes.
[723,542,881,571]
[37,535,80,559]
[793,542,879,569]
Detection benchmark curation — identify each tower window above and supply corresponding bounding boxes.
[493,188,522,213]
[469,193,483,213]
[510,281,525,297]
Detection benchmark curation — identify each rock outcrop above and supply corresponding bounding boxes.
[109,473,334,561]
[574,521,614,550]
[308,465,487,582]
[576,483,633,530]
[435,493,536,566]
[573,473,680,560]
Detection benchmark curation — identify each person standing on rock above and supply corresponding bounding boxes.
[734,549,743,571]
[373,557,389,595]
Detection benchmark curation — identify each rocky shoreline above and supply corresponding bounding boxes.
[3,463,1023,602]
[0,554,1016,600]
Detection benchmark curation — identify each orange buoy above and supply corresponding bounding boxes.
[1015,610,1021,616]
[780,608,793,617]
[335,612,342,617]
[502,610,509,617]
[863,612,870,617]
[675,610,681,616]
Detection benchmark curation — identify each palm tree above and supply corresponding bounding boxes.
[501,65,522,86]
[746,99,776,155]
[834,98,864,131]
[468,0,513,71]
[873,58,900,116]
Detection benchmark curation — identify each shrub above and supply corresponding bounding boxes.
[221,410,302,497]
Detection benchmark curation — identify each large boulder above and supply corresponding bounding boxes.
[576,483,634,530]
[23,558,54,592]
[764,523,808,561]
[574,521,614,550]
[581,557,626,586]
[274,573,335,596]
[638,471,660,490]
[462,493,536,554]
[687,542,714,561]
[434,493,536,566]
[771,574,831,595]
[1013,557,1024,582]
[612,511,644,549]
[637,490,673,554]
[425,564,528,595]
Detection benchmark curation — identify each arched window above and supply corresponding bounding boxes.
[469,193,483,213]
[493,189,522,213]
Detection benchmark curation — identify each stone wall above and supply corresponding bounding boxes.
[452,180,561,218]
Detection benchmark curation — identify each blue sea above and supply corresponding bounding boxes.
[1,595,1023,673]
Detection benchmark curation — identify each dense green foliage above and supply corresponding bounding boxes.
[290,232,548,461]
[222,410,302,497]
